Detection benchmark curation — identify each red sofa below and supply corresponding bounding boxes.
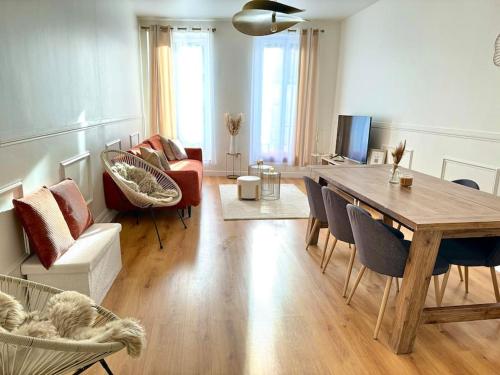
[103,134,203,214]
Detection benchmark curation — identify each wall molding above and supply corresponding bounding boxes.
[440,157,500,196]
[0,116,141,148]
[129,132,140,148]
[0,180,30,256]
[0,180,24,199]
[105,139,122,150]
[372,121,500,143]
[59,151,93,204]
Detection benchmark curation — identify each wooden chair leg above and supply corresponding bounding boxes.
[320,232,330,269]
[439,268,451,305]
[457,265,464,281]
[490,267,500,302]
[374,276,393,340]
[342,245,357,297]
[322,238,338,274]
[433,275,441,306]
[396,223,402,231]
[433,275,443,330]
[465,266,469,293]
[395,278,400,293]
[346,265,367,305]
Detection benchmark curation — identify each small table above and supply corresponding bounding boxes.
[226,153,242,179]
[262,170,281,200]
[248,163,273,178]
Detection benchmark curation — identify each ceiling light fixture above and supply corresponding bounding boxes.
[232,0,306,36]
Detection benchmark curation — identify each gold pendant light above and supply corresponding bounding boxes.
[232,0,306,36]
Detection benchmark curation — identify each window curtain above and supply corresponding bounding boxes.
[294,29,320,167]
[250,33,300,164]
[149,25,176,138]
[171,30,214,163]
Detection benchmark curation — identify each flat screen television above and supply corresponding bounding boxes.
[334,115,372,164]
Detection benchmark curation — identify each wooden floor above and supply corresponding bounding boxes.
[90,177,500,374]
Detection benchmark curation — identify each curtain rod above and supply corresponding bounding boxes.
[140,26,324,33]
[288,28,325,33]
[140,26,216,32]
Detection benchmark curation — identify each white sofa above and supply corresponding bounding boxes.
[21,223,122,304]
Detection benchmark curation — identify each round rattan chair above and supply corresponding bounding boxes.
[0,275,123,375]
[101,150,184,249]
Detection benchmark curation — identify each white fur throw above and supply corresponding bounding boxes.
[0,291,145,357]
[111,162,178,203]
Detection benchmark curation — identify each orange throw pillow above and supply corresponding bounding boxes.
[49,179,94,240]
[13,187,75,269]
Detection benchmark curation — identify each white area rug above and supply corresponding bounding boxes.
[219,184,310,221]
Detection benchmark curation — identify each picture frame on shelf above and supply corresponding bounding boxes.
[368,149,387,165]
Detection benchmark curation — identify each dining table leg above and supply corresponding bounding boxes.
[307,217,321,246]
[389,229,442,354]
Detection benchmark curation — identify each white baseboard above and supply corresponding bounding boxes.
[204,170,307,178]
[95,208,116,223]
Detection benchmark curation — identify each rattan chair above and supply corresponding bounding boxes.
[101,150,184,249]
[0,275,123,375]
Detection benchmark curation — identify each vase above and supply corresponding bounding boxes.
[229,135,236,154]
[389,164,400,184]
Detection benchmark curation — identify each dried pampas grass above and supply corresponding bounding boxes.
[225,113,243,136]
[392,140,406,165]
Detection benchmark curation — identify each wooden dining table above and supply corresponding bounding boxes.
[310,164,500,354]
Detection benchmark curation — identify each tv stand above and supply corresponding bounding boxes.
[321,156,359,166]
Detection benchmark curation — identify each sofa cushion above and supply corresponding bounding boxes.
[169,139,188,160]
[129,141,153,157]
[49,179,94,240]
[160,136,177,161]
[13,187,75,269]
[140,146,171,170]
[21,223,122,274]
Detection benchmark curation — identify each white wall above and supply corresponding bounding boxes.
[140,19,341,175]
[0,0,143,275]
[333,0,500,191]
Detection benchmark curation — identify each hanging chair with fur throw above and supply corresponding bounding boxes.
[101,149,185,249]
[0,275,145,375]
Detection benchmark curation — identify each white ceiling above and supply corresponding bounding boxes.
[133,0,380,20]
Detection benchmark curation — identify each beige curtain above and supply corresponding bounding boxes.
[294,29,319,167]
[149,25,176,138]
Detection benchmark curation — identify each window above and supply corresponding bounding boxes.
[172,31,214,163]
[250,33,300,164]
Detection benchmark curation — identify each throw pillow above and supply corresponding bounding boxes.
[160,136,177,161]
[140,147,171,171]
[49,179,94,240]
[168,139,188,160]
[12,187,75,269]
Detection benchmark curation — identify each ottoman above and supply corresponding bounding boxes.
[237,176,261,200]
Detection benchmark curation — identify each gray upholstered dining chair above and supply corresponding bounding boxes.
[346,204,450,339]
[321,187,405,296]
[438,236,500,304]
[451,178,480,290]
[395,178,481,287]
[303,176,329,254]
[320,187,357,296]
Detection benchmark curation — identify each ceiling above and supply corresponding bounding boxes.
[133,0,380,20]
